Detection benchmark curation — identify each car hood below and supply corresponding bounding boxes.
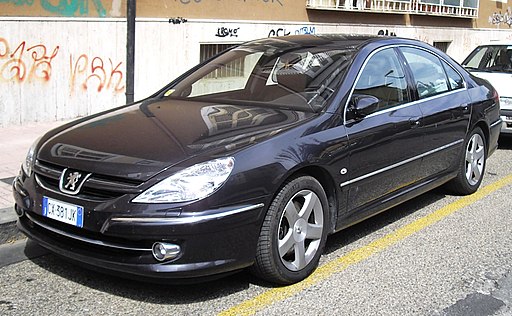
[469,71,512,100]
[37,98,313,181]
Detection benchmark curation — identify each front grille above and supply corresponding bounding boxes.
[501,109,512,117]
[28,211,151,249]
[34,160,144,201]
[20,213,160,265]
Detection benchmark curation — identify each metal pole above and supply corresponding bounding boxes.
[126,0,136,104]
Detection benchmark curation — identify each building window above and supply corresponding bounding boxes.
[433,41,451,53]
[306,0,479,18]
[200,43,242,78]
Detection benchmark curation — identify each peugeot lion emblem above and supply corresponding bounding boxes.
[59,168,91,195]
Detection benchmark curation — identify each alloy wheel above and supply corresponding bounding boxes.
[277,189,324,271]
[465,132,485,186]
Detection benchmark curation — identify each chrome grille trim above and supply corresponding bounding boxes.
[35,160,144,189]
[33,160,144,200]
[26,212,151,252]
[110,203,265,224]
[35,174,103,202]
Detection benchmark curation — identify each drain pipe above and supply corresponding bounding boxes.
[126,0,136,104]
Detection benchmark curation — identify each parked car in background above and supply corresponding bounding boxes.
[13,35,501,285]
[462,43,512,134]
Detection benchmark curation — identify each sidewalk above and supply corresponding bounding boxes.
[0,120,69,226]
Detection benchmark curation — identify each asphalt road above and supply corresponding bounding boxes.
[1,138,512,316]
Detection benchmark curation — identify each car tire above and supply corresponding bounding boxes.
[251,175,328,285]
[446,127,487,195]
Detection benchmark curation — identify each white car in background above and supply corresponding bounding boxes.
[462,43,512,134]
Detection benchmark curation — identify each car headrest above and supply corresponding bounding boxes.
[275,54,311,92]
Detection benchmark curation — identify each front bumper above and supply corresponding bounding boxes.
[13,174,267,282]
[500,109,512,134]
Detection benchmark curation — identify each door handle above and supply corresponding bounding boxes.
[409,118,421,127]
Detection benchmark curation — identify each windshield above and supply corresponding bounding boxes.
[161,38,356,112]
[462,45,512,73]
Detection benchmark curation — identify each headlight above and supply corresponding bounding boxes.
[22,137,41,177]
[132,157,235,203]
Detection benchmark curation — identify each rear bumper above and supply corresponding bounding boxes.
[487,117,502,158]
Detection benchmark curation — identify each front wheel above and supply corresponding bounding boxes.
[251,176,328,285]
[446,127,487,195]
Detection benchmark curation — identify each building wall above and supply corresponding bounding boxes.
[0,0,125,17]
[140,0,307,22]
[477,0,512,29]
[134,19,512,100]
[0,18,127,127]
[0,1,305,20]
[0,0,511,126]
[1,0,510,29]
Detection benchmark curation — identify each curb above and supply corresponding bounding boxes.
[0,221,24,245]
[0,207,24,245]
[0,239,48,269]
[0,206,17,225]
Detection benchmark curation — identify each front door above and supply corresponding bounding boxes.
[341,47,424,222]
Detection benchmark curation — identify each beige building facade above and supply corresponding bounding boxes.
[0,0,511,126]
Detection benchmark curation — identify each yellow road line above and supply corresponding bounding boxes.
[219,174,512,316]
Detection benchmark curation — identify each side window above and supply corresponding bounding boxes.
[463,46,489,69]
[189,52,263,97]
[353,48,410,114]
[442,60,464,90]
[400,47,449,99]
[462,45,512,73]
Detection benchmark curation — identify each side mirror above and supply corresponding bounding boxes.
[349,94,380,120]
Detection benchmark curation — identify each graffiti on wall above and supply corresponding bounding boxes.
[268,28,290,37]
[215,27,240,38]
[378,29,397,36]
[0,37,125,94]
[418,34,430,45]
[176,0,284,6]
[489,10,512,27]
[268,26,315,38]
[295,26,315,35]
[70,55,124,93]
[0,38,59,83]
[0,0,107,17]
[169,17,188,24]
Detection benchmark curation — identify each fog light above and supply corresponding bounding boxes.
[152,242,181,262]
[14,204,24,217]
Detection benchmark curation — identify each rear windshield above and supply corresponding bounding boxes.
[161,39,357,112]
[462,45,512,73]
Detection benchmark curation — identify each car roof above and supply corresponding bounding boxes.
[477,41,512,47]
[243,34,431,51]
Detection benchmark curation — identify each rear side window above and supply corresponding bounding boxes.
[442,60,464,90]
[353,48,410,114]
[400,47,450,99]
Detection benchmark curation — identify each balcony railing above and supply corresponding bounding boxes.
[306,0,478,18]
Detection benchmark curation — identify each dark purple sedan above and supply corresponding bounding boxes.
[13,34,501,284]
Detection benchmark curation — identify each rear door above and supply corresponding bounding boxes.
[399,46,471,179]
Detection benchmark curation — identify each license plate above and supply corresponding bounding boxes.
[42,196,84,228]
